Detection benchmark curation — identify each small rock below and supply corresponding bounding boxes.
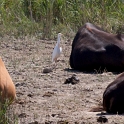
[45,121,53,124]
[29,121,38,124]
[42,91,54,97]
[18,113,27,118]
[15,99,25,104]
[51,113,56,117]
[27,93,33,97]
[15,83,25,87]
[43,68,52,73]
[64,78,71,84]
[57,120,69,124]
[97,115,108,123]
[64,74,79,85]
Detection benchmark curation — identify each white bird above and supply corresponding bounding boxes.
[52,33,62,63]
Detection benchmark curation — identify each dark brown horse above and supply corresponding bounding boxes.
[103,72,124,114]
[70,23,124,72]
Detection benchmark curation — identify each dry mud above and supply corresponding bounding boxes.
[1,35,124,124]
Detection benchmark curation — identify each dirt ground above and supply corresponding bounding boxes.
[1,35,124,124]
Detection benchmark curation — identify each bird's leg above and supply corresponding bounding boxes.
[54,63,57,71]
[54,59,58,71]
[55,58,58,63]
[52,60,57,71]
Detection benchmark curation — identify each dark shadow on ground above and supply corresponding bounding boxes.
[96,112,124,116]
[64,68,122,75]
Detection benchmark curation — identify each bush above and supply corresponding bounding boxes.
[0,0,124,38]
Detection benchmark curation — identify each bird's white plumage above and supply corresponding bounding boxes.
[52,33,62,63]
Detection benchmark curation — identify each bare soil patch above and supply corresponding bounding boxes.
[1,35,124,124]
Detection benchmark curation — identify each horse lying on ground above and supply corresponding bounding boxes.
[70,23,124,72]
[91,72,124,114]
[103,72,124,114]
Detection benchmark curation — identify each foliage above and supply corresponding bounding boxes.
[0,0,124,38]
[0,101,17,124]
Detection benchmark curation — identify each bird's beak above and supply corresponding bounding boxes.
[60,33,64,39]
[58,33,65,41]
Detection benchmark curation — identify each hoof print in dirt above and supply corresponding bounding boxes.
[97,115,108,123]
[64,74,79,85]
[43,67,52,73]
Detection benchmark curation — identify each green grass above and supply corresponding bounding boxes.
[0,101,18,124]
[0,0,124,38]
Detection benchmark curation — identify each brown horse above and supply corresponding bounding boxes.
[70,23,124,72]
[0,57,16,103]
[90,73,124,114]
[103,72,124,114]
